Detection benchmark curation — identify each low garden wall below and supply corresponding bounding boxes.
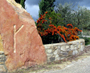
[44,39,85,62]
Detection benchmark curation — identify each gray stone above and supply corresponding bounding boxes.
[57,48,61,55]
[50,46,54,49]
[70,45,75,50]
[0,54,6,62]
[80,45,85,51]
[72,50,78,55]
[50,57,55,62]
[68,50,73,56]
[0,51,4,55]
[54,50,58,55]
[60,51,68,57]
[0,65,6,72]
[81,42,83,45]
[57,46,61,49]
[0,58,6,62]
[46,49,53,54]
[66,45,69,49]
[55,54,59,58]
[77,42,79,45]
[61,46,67,51]
[60,57,66,60]
[0,55,5,58]
[78,44,81,48]
[55,57,60,61]
[53,46,58,50]
[46,53,53,57]
[74,47,77,50]
[67,48,71,52]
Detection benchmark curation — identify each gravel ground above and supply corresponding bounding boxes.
[44,56,90,73]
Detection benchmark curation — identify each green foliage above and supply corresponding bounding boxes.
[74,7,90,29]
[55,3,74,26]
[15,0,26,9]
[40,11,64,29]
[79,36,90,45]
[20,0,25,8]
[83,37,90,45]
[45,11,64,27]
[55,3,90,30]
[39,0,55,17]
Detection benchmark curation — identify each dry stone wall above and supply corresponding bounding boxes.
[44,39,85,62]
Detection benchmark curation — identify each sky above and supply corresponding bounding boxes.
[25,0,90,21]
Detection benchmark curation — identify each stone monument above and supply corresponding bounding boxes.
[0,0,46,71]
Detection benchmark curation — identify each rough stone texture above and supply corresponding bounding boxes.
[0,0,46,71]
[0,65,6,72]
[0,35,4,51]
[44,39,85,63]
[0,52,7,73]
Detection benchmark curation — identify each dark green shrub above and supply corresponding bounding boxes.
[80,36,90,45]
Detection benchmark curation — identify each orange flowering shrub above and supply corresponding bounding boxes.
[36,11,82,44]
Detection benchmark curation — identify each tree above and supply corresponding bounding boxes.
[39,0,55,16]
[72,6,90,29]
[45,11,64,27]
[55,3,90,30]
[15,0,26,9]
[55,3,75,26]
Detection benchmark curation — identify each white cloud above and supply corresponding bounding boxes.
[86,7,90,10]
[25,3,39,21]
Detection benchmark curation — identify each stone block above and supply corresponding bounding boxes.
[53,46,58,49]
[0,51,4,55]
[72,50,78,55]
[70,45,75,50]
[55,54,59,58]
[68,50,73,56]
[0,65,6,72]
[49,56,55,62]
[55,57,60,61]
[74,47,77,50]
[60,57,66,60]
[66,45,69,49]
[61,46,67,51]
[46,49,53,54]
[78,44,81,49]
[54,50,58,55]
[59,51,68,57]
[57,46,61,49]
[80,45,85,51]
[46,53,53,57]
